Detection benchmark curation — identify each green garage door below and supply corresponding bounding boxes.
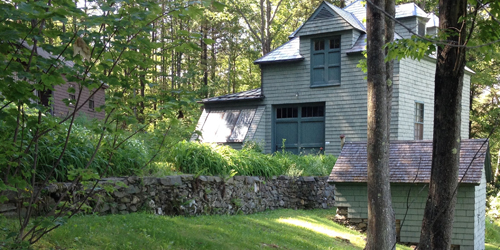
[274,104,325,154]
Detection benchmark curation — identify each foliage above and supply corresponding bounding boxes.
[0,209,415,249]
[163,141,336,177]
[0,0,208,245]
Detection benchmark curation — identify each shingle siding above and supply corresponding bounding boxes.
[396,57,471,140]
[296,17,355,37]
[52,81,106,120]
[474,168,487,250]
[335,183,480,248]
[395,17,418,39]
[260,30,368,155]
[396,58,435,140]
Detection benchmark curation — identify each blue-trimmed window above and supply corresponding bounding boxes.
[311,37,341,87]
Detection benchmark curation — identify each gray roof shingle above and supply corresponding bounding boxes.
[19,40,75,68]
[202,88,263,103]
[325,2,365,31]
[328,139,491,184]
[254,37,303,65]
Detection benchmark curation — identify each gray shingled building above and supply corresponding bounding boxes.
[192,0,473,155]
[329,139,492,249]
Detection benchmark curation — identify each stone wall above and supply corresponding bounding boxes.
[0,175,335,217]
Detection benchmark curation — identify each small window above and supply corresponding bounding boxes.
[301,106,324,117]
[418,21,426,36]
[69,94,76,106]
[89,94,95,110]
[276,107,298,119]
[329,38,340,49]
[414,102,424,140]
[314,40,324,51]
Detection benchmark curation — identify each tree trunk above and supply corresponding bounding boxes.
[365,0,396,248]
[418,0,467,249]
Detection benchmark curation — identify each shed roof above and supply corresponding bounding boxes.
[201,88,263,103]
[328,139,491,185]
[254,37,303,65]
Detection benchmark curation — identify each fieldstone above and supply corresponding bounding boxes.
[100,203,110,212]
[120,197,131,203]
[180,175,194,181]
[324,190,332,198]
[358,223,367,229]
[130,205,137,212]
[142,177,157,185]
[207,176,222,183]
[234,176,245,182]
[127,176,138,184]
[350,218,362,223]
[119,211,129,215]
[118,204,127,210]
[114,191,126,198]
[131,196,140,204]
[197,176,208,182]
[160,176,182,186]
[126,185,140,194]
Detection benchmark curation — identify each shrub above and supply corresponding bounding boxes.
[14,117,151,182]
[165,141,336,177]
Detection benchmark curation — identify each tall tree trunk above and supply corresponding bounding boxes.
[366,0,396,248]
[418,0,467,249]
[201,23,208,97]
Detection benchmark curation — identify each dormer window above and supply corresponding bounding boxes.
[418,20,426,36]
[311,37,341,87]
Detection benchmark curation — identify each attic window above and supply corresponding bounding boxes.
[311,37,341,87]
[418,21,426,36]
[200,108,257,143]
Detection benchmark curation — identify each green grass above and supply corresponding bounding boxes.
[486,215,500,250]
[0,209,416,250]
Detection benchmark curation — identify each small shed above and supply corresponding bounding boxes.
[328,139,492,250]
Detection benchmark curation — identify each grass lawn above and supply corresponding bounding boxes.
[3,209,499,249]
[5,209,415,250]
[486,215,500,250]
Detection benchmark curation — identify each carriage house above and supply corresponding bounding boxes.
[191,0,472,155]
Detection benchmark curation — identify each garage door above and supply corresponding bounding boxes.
[274,104,325,154]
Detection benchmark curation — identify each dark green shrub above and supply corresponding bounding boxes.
[166,141,336,177]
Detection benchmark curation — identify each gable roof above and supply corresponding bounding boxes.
[328,139,491,185]
[290,1,365,38]
[201,88,263,103]
[426,12,439,28]
[254,37,303,65]
[262,0,434,64]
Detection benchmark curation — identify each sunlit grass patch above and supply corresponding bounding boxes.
[12,209,425,250]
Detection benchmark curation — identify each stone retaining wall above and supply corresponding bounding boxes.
[0,175,335,217]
